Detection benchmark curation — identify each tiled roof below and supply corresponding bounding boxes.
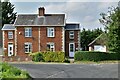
[1,24,15,30]
[14,14,65,26]
[65,24,80,30]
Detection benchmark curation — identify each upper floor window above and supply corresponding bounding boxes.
[69,31,74,39]
[8,31,13,39]
[25,28,32,37]
[47,28,55,37]
[24,42,32,53]
[47,43,55,52]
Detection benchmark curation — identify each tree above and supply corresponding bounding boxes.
[81,28,103,51]
[2,0,17,26]
[99,2,120,52]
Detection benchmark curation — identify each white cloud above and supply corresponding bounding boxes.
[98,2,118,9]
[83,16,95,22]
[65,2,86,12]
[81,19,105,30]
[45,3,66,13]
[2,0,118,2]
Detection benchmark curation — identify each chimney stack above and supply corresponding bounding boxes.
[38,7,45,16]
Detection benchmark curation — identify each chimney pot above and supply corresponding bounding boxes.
[38,7,45,16]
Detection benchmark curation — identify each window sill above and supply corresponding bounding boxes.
[25,52,31,53]
[70,38,74,39]
[25,36,32,38]
[8,38,13,40]
[47,36,55,38]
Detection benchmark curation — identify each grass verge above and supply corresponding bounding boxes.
[0,62,32,80]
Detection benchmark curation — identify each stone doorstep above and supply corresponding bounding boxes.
[69,58,74,63]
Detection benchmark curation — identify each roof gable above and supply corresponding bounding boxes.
[2,24,15,30]
[88,33,108,46]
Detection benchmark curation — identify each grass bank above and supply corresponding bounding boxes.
[0,62,32,80]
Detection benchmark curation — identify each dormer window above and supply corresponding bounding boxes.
[47,27,55,37]
[8,31,13,39]
[69,31,74,39]
[25,27,32,37]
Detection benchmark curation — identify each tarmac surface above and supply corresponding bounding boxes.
[10,63,119,78]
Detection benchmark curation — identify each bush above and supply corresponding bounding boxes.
[30,51,65,62]
[1,63,31,79]
[30,52,44,62]
[75,51,120,62]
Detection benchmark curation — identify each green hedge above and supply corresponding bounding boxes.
[30,51,65,62]
[75,51,120,62]
[0,63,31,79]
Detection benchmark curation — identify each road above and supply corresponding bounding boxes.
[10,63,119,78]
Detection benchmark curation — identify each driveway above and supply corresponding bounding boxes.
[10,63,119,78]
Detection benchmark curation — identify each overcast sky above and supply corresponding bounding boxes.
[8,0,119,30]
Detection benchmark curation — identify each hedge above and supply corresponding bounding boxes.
[75,51,120,62]
[29,51,65,62]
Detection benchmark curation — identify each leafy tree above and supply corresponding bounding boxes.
[0,1,2,47]
[99,2,120,52]
[2,0,17,26]
[81,28,103,51]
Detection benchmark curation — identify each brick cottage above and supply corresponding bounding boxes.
[2,7,80,60]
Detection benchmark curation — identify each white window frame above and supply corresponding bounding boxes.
[47,27,55,37]
[69,31,74,39]
[8,31,13,39]
[47,42,55,52]
[24,42,32,53]
[25,27,32,37]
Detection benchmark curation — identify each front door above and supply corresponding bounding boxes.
[8,43,13,56]
[69,43,75,57]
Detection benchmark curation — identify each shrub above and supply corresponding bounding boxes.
[30,51,65,62]
[30,52,44,62]
[75,51,120,62]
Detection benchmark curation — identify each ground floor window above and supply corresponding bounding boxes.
[24,42,32,53]
[47,42,55,51]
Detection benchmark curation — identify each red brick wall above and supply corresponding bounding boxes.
[65,30,80,57]
[40,27,62,51]
[4,30,15,56]
[3,27,79,57]
[17,27,39,56]
[16,26,62,56]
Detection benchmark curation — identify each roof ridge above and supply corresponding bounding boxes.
[18,14,38,15]
[17,14,65,16]
[4,24,14,25]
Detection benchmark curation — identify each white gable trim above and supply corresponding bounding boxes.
[15,28,17,56]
